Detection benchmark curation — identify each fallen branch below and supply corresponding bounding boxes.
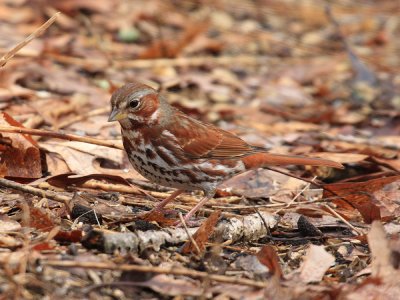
[0,12,60,67]
[80,212,279,253]
[0,126,123,150]
[42,259,266,288]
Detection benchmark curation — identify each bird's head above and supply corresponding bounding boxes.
[108,82,161,127]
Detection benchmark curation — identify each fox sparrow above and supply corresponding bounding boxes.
[108,82,343,224]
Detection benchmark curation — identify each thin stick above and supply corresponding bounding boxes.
[42,260,266,288]
[212,197,324,209]
[266,166,358,209]
[0,12,60,67]
[273,176,317,214]
[178,212,201,255]
[322,204,362,235]
[0,178,71,208]
[0,126,123,150]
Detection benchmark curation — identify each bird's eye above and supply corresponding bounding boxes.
[129,99,140,109]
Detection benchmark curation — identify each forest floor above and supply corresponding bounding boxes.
[0,0,400,299]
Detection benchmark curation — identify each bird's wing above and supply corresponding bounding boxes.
[161,112,256,159]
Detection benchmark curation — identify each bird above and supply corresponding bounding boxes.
[108,82,343,224]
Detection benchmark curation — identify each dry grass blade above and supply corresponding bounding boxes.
[0,12,60,67]
[178,212,201,255]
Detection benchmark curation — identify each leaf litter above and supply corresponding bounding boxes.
[0,0,400,298]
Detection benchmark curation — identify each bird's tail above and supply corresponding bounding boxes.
[241,153,344,170]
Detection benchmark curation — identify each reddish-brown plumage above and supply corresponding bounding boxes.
[109,82,344,224]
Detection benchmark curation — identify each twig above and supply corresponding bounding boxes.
[0,178,71,210]
[0,126,123,150]
[273,176,317,214]
[0,12,60,67]
[212,197,324,209]
[42,260,266,288]
[254,208,273,241]
[178,212,201,255]
[266,167,358,210]
[322,204,362,235]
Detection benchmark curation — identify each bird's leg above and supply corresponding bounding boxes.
[151,189,184,212]
[175,191,215,226]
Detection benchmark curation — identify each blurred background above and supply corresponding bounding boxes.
[1,0,399,180]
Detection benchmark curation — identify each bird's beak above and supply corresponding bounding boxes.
[108,108,128,122]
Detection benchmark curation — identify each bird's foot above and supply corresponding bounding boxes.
[173,215,203,228]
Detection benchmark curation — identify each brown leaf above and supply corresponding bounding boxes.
[47,173,132,189]
[139,22,208,59]
[0,112,42,178]
[299,245,335,283]
[139,274,203,297]
[371,157,400,172]
[0,214,21,232]
[181,210,221,255]
[54,230,83,243]
[309,152,369,164]
[218,169,275,198]
[323,175,400,223]
[256,245,283,279]
[32,242,55,251]
[367,221,395,279]
[140,210,177,227]
[29,207,55,232]
[51,0,116,15]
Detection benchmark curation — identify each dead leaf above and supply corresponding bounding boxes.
[143,22,208,59]
[0,112,42,178]
[309,152,369,164]
[367,221,396,279]
[371,157,400,172]
[47,173,132,189]
[54,230,83,243]
[40,141,138,178]
[0,214,21,232]
[140,274,203,297]
[256,245,283,279]
[181,210,221,255]
[218,169,275,198]
[0,234,21,248]
[299,245,335,283]
[323,175,400,223]
[140,209,177,227]
[234,255,269,277]
[29,207,55,232]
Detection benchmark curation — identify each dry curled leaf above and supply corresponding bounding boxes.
[0,112,42,178]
